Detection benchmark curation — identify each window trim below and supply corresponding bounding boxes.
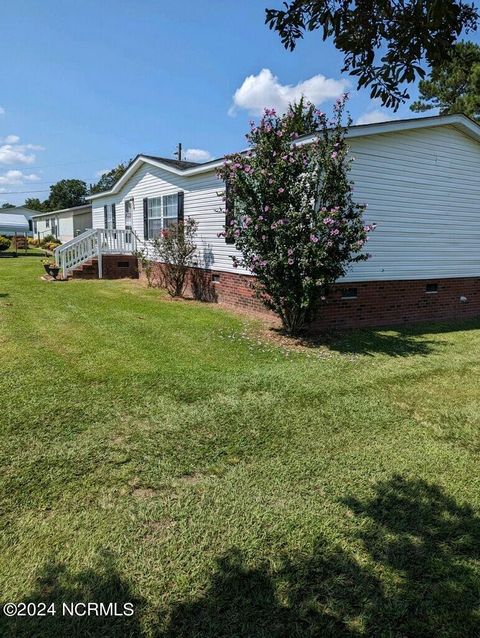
[341,287,358,300]
[146,193,179,240]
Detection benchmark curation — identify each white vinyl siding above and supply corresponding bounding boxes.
[91,164,238,271]
[34,207,92,243]
[344,124,480,281]
[91,123,480,281]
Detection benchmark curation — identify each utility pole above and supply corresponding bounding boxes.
[174,142,182,161]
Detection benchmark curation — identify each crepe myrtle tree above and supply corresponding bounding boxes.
[217,96,375,335]
[153,218,198,297]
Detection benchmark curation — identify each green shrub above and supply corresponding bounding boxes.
[43,241,61,252]
[40,234,61,247]
[0,236,11,252]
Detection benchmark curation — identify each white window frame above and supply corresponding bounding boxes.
[147,194,178,240]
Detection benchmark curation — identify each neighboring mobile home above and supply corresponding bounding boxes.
[59,113,480,329]
[32,204,92,243]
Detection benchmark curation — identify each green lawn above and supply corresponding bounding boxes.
[1,256,480,637]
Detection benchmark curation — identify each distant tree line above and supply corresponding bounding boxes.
[22,161,131,213]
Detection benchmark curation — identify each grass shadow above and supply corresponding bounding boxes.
[161,476,480,637]
[270,318,480,357]
[0,551,144,638]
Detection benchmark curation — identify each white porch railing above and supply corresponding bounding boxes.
[54,229,142,279]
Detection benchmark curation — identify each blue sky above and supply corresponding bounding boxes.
[0,0,478,205]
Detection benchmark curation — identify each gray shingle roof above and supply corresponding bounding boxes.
[141,155,201,170]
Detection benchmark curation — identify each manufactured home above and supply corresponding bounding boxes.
[55,113,480,329]
[32,204,92,243]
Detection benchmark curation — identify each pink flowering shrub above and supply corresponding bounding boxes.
[217,96,375,335]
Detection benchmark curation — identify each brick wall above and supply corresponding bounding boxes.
[139,261,480,330]
[311,278,480,330]
[102,255,138,279]
[72,255,138,279]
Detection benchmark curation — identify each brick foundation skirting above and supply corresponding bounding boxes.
[71,255,139,279]
[138,261,480,330]
[102,255,138,279]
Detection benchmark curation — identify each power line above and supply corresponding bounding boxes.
[0,155,133,171]
[0,189,51,195]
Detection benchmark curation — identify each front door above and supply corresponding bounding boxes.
[125,199,133,230]
[125,199,134,248]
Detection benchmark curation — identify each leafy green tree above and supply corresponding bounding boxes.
[265,1,478,110]
[218,97,374,335]
[1,202,15,209]
[47,179,88,211]
[24,197,47,212]
[90,162,130,195]
[410,41,480,120]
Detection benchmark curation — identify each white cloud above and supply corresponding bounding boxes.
[0,170,41,186]
[356,109,396,126]
[0,107,5,116]
[229,68,349,116]
[183,148,212,162]
[0,138,45,165]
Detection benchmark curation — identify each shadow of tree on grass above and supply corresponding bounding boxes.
[270,318,480,357]
[162,477,480,637]
[2,478,479,637]
[0,551,144,638]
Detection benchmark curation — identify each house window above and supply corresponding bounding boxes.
[46,218,50,228]
[163,194,179,230]
[426,283,438,294]
[341,288,358,299]
[147,194,179,239]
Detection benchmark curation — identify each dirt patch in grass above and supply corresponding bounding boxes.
[132,487,161,499]
[175,472,207,486]
[142,518,177,542]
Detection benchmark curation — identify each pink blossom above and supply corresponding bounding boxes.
[288,258,294,265]
[331,152,338,160]
[310,234,319,243]
[264,205,270,212]
[278,187,285,193]
[244,165,252,173]
[287,248,294,256]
